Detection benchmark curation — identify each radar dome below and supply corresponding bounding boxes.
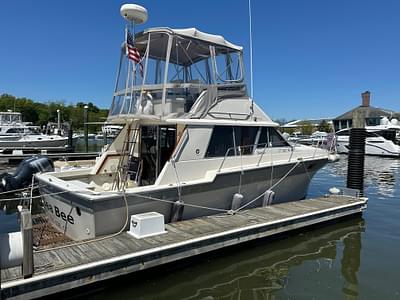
[391,118,398,125]
[120,4,148,24]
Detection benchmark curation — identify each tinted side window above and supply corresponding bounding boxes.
[257,127,289,148]
[235,126,259,154]
[206,126,234,157]
[269,128,288,147]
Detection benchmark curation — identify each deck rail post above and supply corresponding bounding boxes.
[20,209,34,279]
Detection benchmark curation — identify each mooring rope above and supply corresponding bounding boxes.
[0,184,42,195]
[11,155,308,253]
[0,190,72,203]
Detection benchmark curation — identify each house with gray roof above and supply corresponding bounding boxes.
[333,91,400,131]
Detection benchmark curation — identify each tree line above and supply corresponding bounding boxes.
[0,94,109,131]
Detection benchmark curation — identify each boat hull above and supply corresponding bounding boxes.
[38,158,327,240]
[336,137,400,157]
[0,136,77,150]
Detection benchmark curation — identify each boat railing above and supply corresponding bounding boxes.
[217,142,292,173]
[207,111,251,121]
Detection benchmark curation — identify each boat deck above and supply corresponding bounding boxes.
[1,195,367,300]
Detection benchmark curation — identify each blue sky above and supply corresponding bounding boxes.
[1,0,400,120]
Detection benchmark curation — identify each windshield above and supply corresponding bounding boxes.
[109,29,245,119]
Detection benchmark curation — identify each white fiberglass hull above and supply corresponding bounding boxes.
[336,136,400,157]
[0,135,76,149]
[38,158,326,241]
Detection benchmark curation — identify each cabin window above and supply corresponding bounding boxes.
[234,126,259,154]
[206,126,260,157]
[5,128,23,134]
[206,126,235,157]
[257,127,289,148]
[366,118,380,126]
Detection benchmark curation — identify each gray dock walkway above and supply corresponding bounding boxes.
[0,195,367,300]
[0,152,99,163]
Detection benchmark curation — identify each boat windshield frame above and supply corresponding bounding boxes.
[108,28,246,120]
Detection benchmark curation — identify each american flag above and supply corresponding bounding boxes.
[126,30,143,76]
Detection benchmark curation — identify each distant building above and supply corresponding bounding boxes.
[332,91,400,131]
[281,118,333,133]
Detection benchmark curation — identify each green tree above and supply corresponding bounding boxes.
[300,121,314,135]
[0,94,109,131]
[317,120,332,132]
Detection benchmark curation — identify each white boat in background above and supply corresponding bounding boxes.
[102,124,123,138]
[0,111,39,140]
[336,119,400,157]
[297,131,328,146]
[35,4,329,241]
[0,111,77,151]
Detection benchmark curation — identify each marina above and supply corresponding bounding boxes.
[1,1,400,299]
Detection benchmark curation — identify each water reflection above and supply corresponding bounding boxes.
[326,156,400,198]
[341,221,362,298]
[88,218,365,300]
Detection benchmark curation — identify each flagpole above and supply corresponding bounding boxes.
[124,23,132,115]
[130,21,136,113]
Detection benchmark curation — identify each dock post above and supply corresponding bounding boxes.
[20,209,34,279]
[68,129,73,151]
[84,105,89,153]
[346,92,367,196]
[103,129,108,146]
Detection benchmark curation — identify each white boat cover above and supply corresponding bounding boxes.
[140,27,243,51]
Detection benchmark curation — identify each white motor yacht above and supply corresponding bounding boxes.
[35,5,329,241]
[0,111,75,150]
[336,123,400,157]
[0,111,38,140]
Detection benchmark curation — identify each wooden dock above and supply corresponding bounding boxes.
[0,195,367,300]
[0,152,99,164]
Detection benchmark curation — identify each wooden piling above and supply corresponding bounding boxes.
[347,100,366,196]
[84,105,89,153]
[20,209,33,279]
[67,129,73,150]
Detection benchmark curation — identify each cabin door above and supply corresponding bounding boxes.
[140,125,176,185]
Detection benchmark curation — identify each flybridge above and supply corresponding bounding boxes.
[108,27,247,120]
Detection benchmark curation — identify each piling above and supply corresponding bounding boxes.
[68,129,73,150]
[103,129,108,146]
[20,209,34,279]
[346,96,366,196]
[84,105,89,153]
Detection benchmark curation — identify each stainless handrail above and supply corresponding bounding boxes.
[217,142,289,172]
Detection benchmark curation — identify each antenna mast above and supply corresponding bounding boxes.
[248,0,254,100]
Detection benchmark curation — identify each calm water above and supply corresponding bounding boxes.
[1,156,400,299]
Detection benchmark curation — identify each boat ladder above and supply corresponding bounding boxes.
[113,125,141,190]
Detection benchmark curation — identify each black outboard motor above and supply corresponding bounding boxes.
[0,156,54,192]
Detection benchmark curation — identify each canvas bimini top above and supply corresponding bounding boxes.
[134,27,243,66]
[108,27,274,125]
